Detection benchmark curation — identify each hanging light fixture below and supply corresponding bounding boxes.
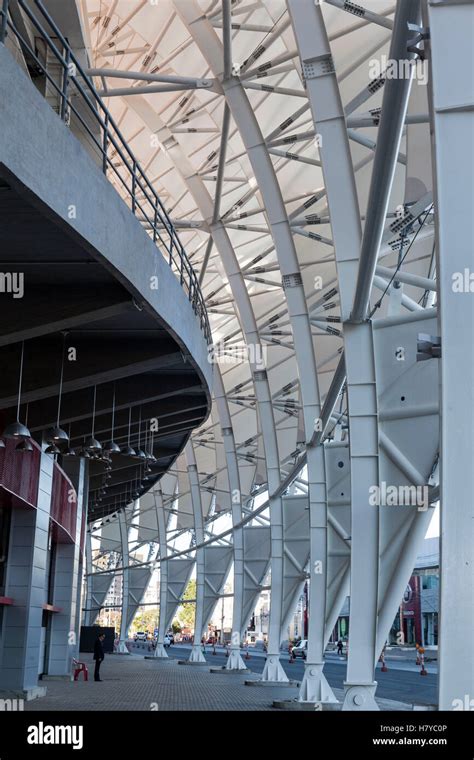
[15,403,33,453]
[145,427,157,464]
[3,341,31,439]
[45,442,61,455]
[44,333,69,447]
[104,382,121,455]
[120,407,136,457]
[63,424,78,457]
[0,439,5,449]
[78,436,91,459]
[134,407,146,460]
[16,439,33,453]
[85,386,102,453]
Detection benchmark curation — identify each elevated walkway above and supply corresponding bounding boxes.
[0,10,212,519]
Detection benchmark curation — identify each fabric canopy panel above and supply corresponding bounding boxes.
[202,545,233,627]
[164,557,194,631]
[241,525,271,635]
[89,571,115,624]
[99,519,121,553]
[125,566,155,631]
[281,495,310,635]
[136,493,160,544]
[373,312,439,655]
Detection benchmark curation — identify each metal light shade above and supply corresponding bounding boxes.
[0,439,5,449]
[80,448,91,459]
[44,426,69,445]
[45,443,61,455]
[134,448,147,461]
[104,440,121,455]
[3,420,31,439]
[16,439,33,453]
[145,451,157,464]
[85,436,102,453]
[120,445,136,457]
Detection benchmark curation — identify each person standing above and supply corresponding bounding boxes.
[93,633,106,682]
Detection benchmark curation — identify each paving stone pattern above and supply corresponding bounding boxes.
[23,653,412,712]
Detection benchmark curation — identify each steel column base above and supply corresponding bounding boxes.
[116,641,130,654]
[342,682,379,711]
[273,699,341,711]
[298,662,338,704]
[186,645,207,663]
[152,643,168,659]
[226,648,248,671]
[210,667,249,674]
[260,655,290,683]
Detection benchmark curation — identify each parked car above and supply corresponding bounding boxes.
[291,639,308,659]
[134,631,147,642]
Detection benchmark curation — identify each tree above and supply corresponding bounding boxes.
[171,620,181,635]
[131,608,159,634]
[177,578,196,631]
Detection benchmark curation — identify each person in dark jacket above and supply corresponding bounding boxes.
[93,633,106,682]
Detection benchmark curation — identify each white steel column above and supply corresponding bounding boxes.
[185,443,207,662]
[82,530,93,626]
[174,0,327,686]
[123,94,287,681]
[288,0,368,708]
[153,488,169,659]
[117,510,130,653]
[214,369,247,670]
[427,0,474,710]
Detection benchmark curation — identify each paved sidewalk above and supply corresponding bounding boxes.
[24,653,411,712]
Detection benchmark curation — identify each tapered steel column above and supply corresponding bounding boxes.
[185,443,207,662]
[153,488,169,659]
[123,93,287,681]
[117,510,130,653]
[174,0,327,686]
[214,369,247,670]
[426,0,474,710]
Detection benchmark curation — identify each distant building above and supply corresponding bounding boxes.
[332,537,439,647]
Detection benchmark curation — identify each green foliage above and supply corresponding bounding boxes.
[171,620,181,634]
[131,608,159,634]
[177,578,196,630]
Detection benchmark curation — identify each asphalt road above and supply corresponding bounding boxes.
[128,642,437,706]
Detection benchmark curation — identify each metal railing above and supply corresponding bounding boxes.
[0,0,212,344]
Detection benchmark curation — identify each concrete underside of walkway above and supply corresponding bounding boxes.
[24,654,411,711]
